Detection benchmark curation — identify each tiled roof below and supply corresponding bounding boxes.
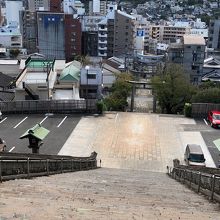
[59,63,80,81]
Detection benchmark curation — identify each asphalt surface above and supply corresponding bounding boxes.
[0,114,82,155]
[186,118,220,167]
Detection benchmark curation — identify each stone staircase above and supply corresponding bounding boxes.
[0,168,219,219]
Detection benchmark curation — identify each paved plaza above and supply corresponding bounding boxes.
[59,112,216,172]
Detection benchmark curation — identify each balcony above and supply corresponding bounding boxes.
[98,40,107,44]
[98,27,107,31]
[98,52,107,57]
[98,46,107,50]
[98,33,107,38]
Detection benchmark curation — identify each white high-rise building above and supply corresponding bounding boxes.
[5,0,23,25]
[89,0,107,15]
[93,0,100,13]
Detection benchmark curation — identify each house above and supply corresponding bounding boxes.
[15,57,56,100]
[202,57,220,82]
[80,66,103,100]
[168,35,206,84]
[53,61,81,100]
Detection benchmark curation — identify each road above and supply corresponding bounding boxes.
[0,114,82,155]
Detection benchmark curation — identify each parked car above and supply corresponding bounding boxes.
[207,110,220,128]
[184,144,206,167]
[0,138,6,152]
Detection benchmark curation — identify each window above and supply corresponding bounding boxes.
[87,74,96,79]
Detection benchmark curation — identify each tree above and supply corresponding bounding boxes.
[9,49,20,58]
[192,87,220,103]
[151,64,195,114]
[104,72,133,111]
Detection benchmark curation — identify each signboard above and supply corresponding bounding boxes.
[137,30,144,37]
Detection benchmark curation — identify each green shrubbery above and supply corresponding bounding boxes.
[96,100,107,114]
[103,72,133,111]
[184,103,192,117]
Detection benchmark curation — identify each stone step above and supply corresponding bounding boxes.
[0,167,219,219]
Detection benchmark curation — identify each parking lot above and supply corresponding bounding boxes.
[0,114,82,155]
[195,118,220,167]
[0,112,220,170]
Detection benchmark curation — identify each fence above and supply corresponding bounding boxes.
[0,151,97,182]
[0,99,97,114]
[167,166,220,203]
[191,103,220,118]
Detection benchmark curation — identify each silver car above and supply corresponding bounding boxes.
[184,144,206,167]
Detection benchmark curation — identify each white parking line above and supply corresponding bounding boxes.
[39,116,48,124]
[13,116,28,128]
[203,118,208,125]
[9,146,15,152]
[57,116,67,128]
[0,117,7,124]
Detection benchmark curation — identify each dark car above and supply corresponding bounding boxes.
[207,110,220,128]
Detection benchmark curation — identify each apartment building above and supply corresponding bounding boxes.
[98,18,108,57]
[82,15,104,56]
[151,24,190,43]
[19,10,37,54]
[208,19,220,50]
[64,15,82,62]
[89,0,107,16]
[113,10,135,57]
[168,35,206,84]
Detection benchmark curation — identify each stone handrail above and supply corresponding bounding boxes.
[167,166,220,203]
[0,152,98,182]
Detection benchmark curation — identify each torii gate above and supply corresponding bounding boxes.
[127,80,156,113]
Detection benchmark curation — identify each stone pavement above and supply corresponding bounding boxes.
[59,112,215,172]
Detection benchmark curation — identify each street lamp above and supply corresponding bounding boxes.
[85,65,90,111]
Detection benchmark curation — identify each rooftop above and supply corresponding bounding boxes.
[183,35,205,45]
[27,60,54,69]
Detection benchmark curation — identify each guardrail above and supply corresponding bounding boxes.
[167,166,220,203]
[0,152,97,182]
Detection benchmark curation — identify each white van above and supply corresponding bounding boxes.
[184,144,206,167]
